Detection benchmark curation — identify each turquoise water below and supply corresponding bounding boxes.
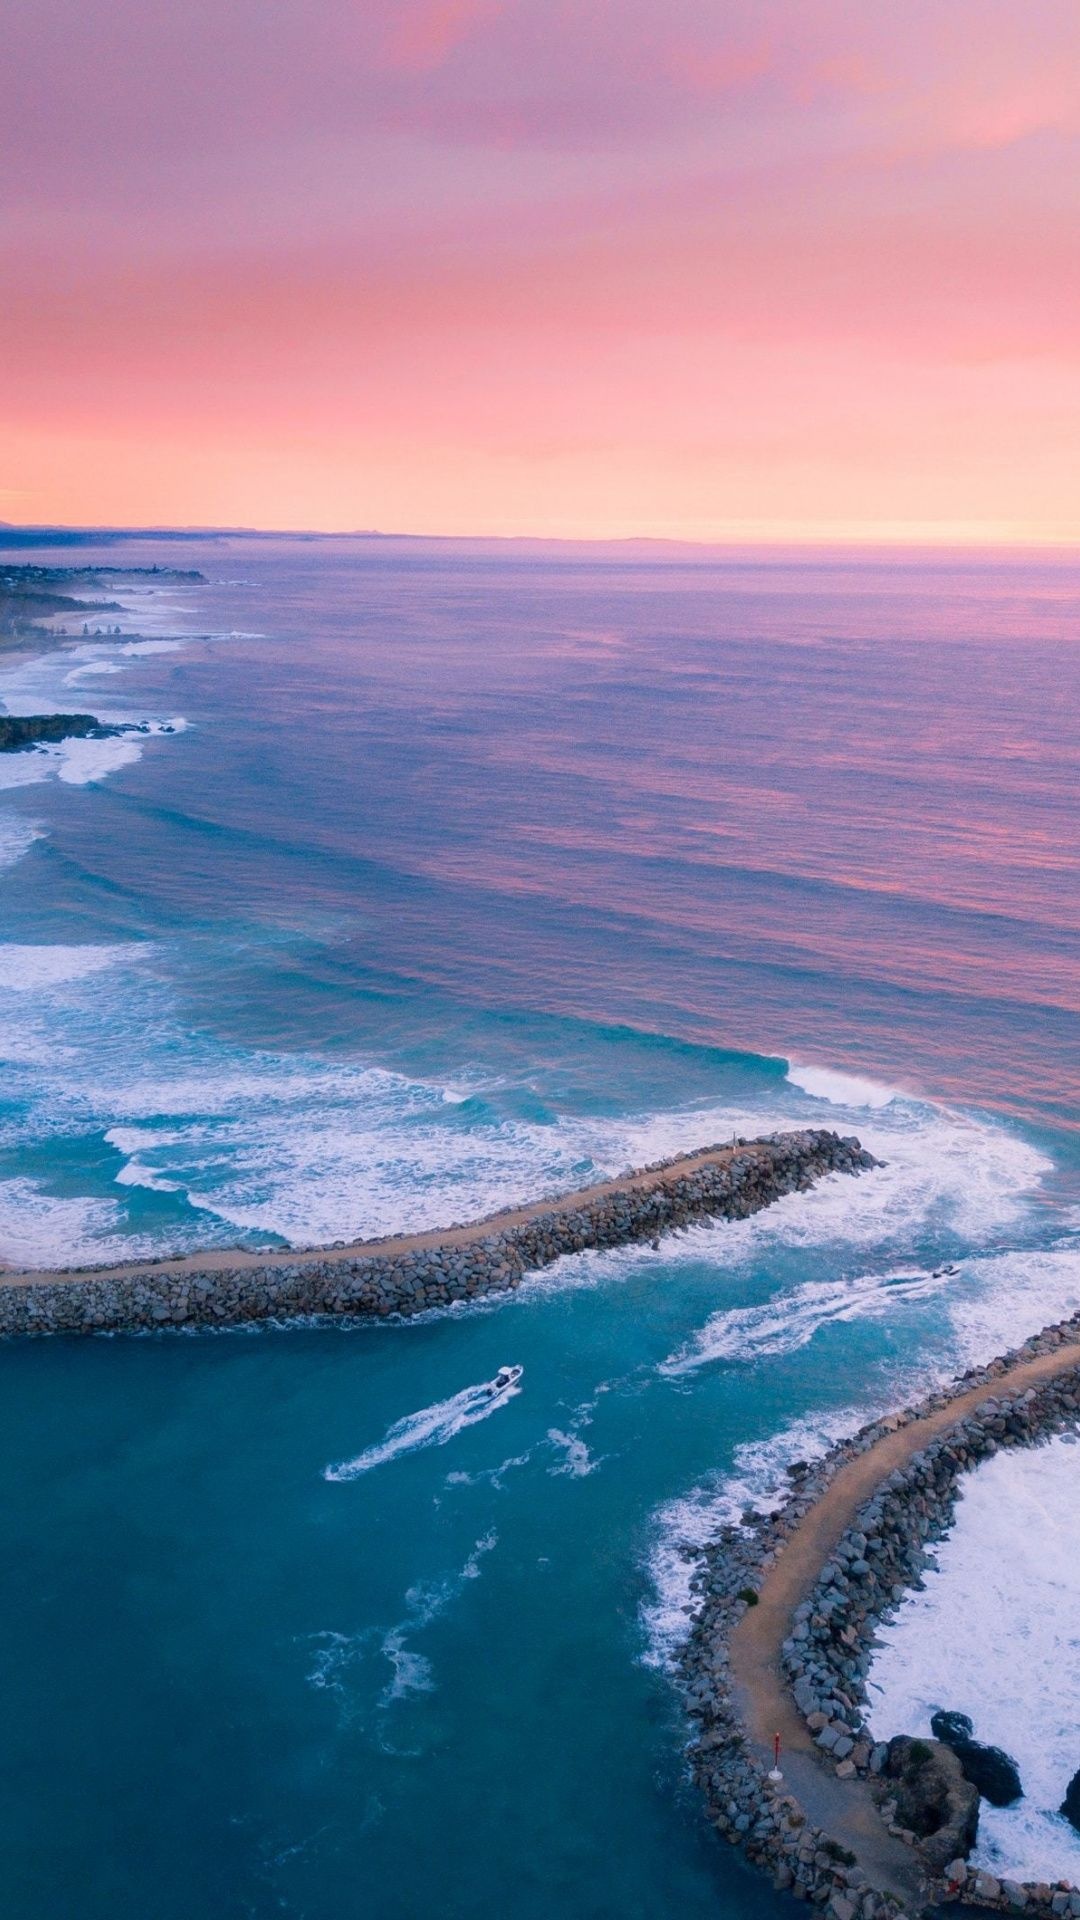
[1,535,1078,1917]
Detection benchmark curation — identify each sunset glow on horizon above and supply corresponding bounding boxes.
[3,0,1079,542]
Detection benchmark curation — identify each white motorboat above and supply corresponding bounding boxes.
[488,1364,523,1396]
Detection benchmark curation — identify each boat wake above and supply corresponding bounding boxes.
[661,1265,951,1375]
[323,1376,523,1481]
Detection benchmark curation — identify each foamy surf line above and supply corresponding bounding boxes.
[324,1379,522,1480]
[0,818,41,873]
[641,1404,873,1672]
[0,718,187,792]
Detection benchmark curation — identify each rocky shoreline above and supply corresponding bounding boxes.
[680,1313,1080,1920]
[0,1128,874,1337]
[0,712,119,752]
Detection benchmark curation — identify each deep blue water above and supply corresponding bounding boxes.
[1,535,1078,1918]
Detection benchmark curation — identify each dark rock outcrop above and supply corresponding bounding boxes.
[931,1711,1023,1807]
[884,1736,979,1872]
[932,1711,975,1746]
[0,712,117,752]
[1062,1768,1080,1833]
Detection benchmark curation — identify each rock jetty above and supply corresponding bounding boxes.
[0,1128,875,1338]
[679,1310,1080,1920]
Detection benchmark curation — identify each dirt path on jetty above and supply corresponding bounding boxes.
[730,1340,1080,1908]
[2,1137,776,1286]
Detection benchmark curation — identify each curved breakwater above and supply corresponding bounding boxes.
[0,1128,874,1337]
[681,1313,1080,1920]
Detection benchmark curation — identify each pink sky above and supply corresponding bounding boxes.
[2,0,1079,539]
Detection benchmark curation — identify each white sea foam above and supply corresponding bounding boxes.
[542,1391,605,1478]
[0,1179,126,1271]
[868,1438,1080,1883]
[0,944,134,993]
[659,1246,1080,1387]
[64,661,125,681]
[324,1379,523,1481]
[946,1243,1080,1369]
[0,618,189,797]
[0,749,67,793]
[378,1531,497,1707]
[546,1428,601,1477]
[0,817,41,872]
[522,1099,1048,1324]
[713,1108,1047,1264]
[305,1532,498,1720]
[661,1239,1080,1378]
[167,1087,748,1250]
[107,1127,186,1194]
[5,999,635,1258]
[0,961,1053,1286]
[57,733,148,784]
[444,1449,534,1491]
[0,719,186,791]
[305,1626,375,1705]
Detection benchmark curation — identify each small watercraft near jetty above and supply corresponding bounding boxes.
[932,1262,960,1278]
[487,1365,523,1396]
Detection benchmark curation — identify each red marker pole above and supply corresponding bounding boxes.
[774,1733,781,1769]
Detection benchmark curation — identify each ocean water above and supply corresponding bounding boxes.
[1,534,1078,1917]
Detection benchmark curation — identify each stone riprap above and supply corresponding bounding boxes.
[0,1128,875,1338]
[680,1312,1080,1920]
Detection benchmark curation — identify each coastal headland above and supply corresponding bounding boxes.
[0,1128,873,1335]
[682,1315,1080,1920]
[0,562,204,646]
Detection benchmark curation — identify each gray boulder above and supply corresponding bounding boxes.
[884,1735,979,1873]
[1061,1768,1080,1833]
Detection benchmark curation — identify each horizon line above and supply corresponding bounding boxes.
[2,518,1080,556]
